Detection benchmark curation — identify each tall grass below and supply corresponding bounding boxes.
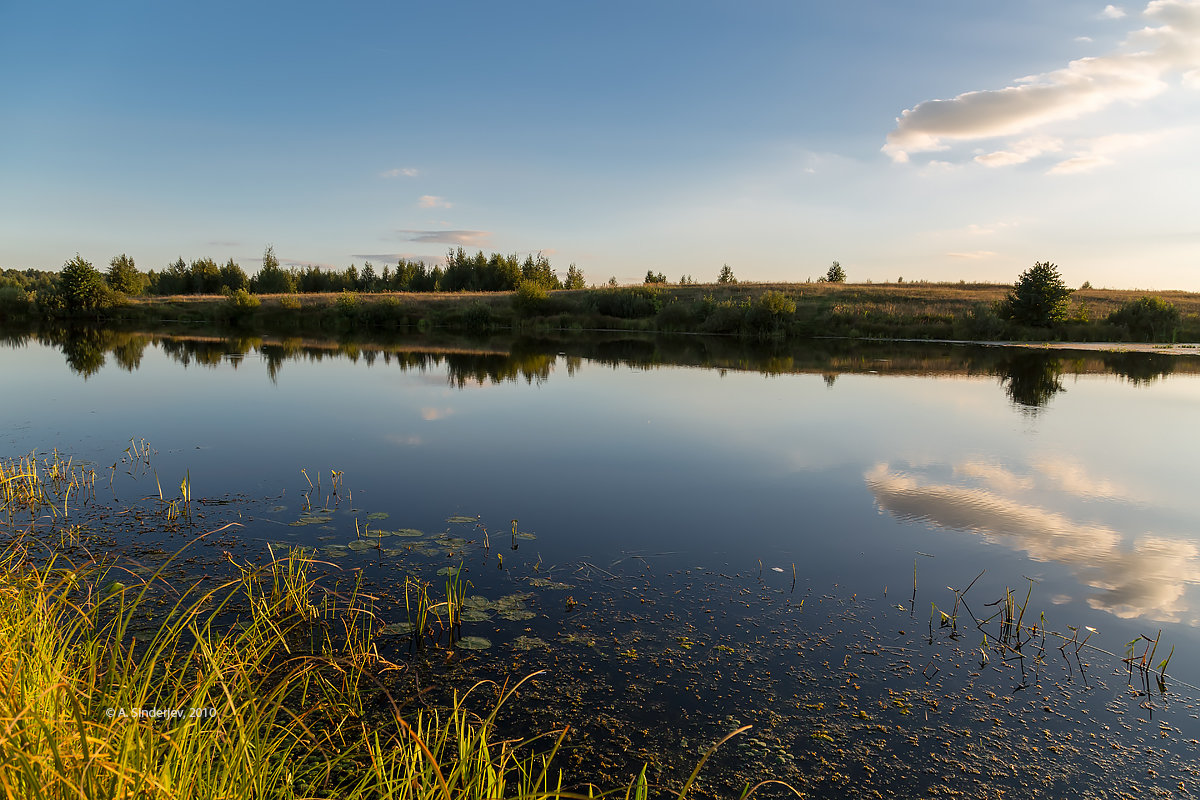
[0,539,771,799]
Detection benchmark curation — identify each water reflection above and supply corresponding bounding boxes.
[866,461,1200,624]
[4,325,1198,412]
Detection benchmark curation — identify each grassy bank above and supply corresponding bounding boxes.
[6,281,1200,343]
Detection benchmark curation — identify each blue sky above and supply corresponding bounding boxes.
[2,1,1197,288]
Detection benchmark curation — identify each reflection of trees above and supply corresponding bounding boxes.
[57,327,107,378]
[1100,353,1176,386]
[998,353,1065,412]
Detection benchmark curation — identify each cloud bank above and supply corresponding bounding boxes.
[884,0,1200,171]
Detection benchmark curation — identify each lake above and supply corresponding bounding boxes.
[4,326,1200,796]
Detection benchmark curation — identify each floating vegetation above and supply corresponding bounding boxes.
[290,513,333,526]
[513,635,551,651]
[378,622,415,635]
[394,528,424,537]
[438,536,471,549]
[514,531,537,541]
[366,511,389,520]
[436,565,465,577]
[357,528,393,538]
[322,546,350,559]
[455,635,492,650]
[528,577,571,590]
[446,514,479,523]
[346,539,379,552]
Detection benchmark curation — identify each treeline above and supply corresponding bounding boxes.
[0,246,588,305]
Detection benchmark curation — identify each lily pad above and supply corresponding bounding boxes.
[436,566,465,577]
[514,531,537,541]
[438,537,471,549]
[322,546,350,559]
[455,636,492,650]
[446,515,478,524]
[271,505,288,513]
[498,609,538,622]
[463,595,492,610]
[290,514,333,526]
[379,622,415,635]
[460,608,492,623]
[347,539,380,552]
[394,528,424,538]
[366,511,390,521]
[359,528,392,538]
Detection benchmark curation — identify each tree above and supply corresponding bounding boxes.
[58,254,107,312]
[644,270,667,284]
[823,261,846,283]
[563,264,586,290]
[1003,261,1072,327]
[1107,296,1181,342]
[251,245,295,294]
[717,264,737,284]
[106,254,142,294]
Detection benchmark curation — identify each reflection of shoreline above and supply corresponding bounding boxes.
[865,461,1200,625]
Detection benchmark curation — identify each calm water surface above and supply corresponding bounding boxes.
[4,328,1200,796]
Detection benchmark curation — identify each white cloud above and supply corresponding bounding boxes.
[1048,129,1173,172]
[1101,4,1127,19]
[883,0,1200,164]
[974,135,1063,167]
[381,167,419,178]
[418,195,452,209]
[421,407,454,421]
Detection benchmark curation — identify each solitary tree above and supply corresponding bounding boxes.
[59,254,107,312]
[823,261,846,283]
[644,270,667,285]
[1003,261,1072,327]
[717,264,737,284]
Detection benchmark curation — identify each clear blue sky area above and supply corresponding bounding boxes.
[2,1,1197,288]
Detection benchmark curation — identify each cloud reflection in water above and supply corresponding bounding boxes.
[865,461,1199,624]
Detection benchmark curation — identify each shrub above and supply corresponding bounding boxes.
[228,288,260,311]
[745,290,796,336]
[1002,261,1072,327]
[278,295,301,310]
[590,286,663,318]
[1107,296,1181,342]
[335,291,360,316]
[0,285,32,318]
[513,280,549,315]
[463,300,495,331]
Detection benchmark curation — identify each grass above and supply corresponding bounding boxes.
[0,520,779,800]
[13,281,1200,342]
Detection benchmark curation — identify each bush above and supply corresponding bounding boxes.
[1002,261,1072,327]
[278,295,302,310]
[0,285,32,318]
[227,288,260,311]
[335,291,360,316]
[513,280,549,315]
[744,290,796,336]
[1107,296,1181,342]
[463,300,495,331]
[590,286,663,318]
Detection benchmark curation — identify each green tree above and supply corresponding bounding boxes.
[644,270,667,285]
[717,264,737,284]
[251,245,296,294]
[106,254,142,294]
[1107,296,1181,342]
[59,254,108,312]
[823,261,846,283]
[563,264,586,290]
[1003,261,1073,327]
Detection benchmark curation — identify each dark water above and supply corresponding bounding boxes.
[4,326,1200,796]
